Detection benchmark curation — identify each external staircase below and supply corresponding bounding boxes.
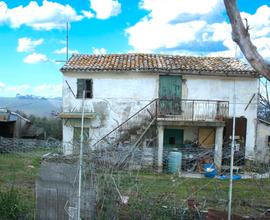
[90,98,229,169]
[92,99,158,169]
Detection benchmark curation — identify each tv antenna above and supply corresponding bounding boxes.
[66,21,69,61]
[55,21,69,63]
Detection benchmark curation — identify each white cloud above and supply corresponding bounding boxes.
[206,6,270,59]
[0,0,84,30]
[140,0,220,24]
[17,37,44,52]
[32,84,62,97]
[126,1,270,60]
[0,82,61,97]
[126,0,222,52]
[54,47,79,55]
[90,0,121,19]
[92,47,107,54]
[23,52,48,64]
[0,82,5,88]
[81,10,94,19]
[0,82,30,96]
[127,19,206,52]
[239,6,270,60]
[6,84,31,93]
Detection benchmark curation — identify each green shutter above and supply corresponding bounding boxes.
[159,75,182,114]
[159,75,182,98]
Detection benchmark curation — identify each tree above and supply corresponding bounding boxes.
[224,0,270,78]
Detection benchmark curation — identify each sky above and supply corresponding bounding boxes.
[0,0,270,97]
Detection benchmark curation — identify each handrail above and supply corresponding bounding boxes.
[92,98,158,147]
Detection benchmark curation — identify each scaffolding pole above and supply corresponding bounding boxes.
[78,90,86,220]
[228,80,236,220]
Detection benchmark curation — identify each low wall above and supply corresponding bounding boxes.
[0,136,61,153]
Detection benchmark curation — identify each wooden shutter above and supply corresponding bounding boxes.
[77,79,84,98]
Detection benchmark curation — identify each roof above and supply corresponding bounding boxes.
[60,53,258,77]
[0,108,30,123]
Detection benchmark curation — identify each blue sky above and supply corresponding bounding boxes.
[0,0,269,97]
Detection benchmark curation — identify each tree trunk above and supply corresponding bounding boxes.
[224,0,270,78]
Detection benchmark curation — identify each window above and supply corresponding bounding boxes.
[77,79,93,99]
[73,127,89,143]
[73,127,89,153]
[169,137,176,145]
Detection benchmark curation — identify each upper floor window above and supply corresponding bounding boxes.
[77,79,93,99]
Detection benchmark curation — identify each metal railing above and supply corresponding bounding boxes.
[89,98,228,152]
[158,98,229,121]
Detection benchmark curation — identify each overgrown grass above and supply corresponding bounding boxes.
[0,149,50,219]
[112,171,270,218]
[0,187,28,219]
[1,152,269,219]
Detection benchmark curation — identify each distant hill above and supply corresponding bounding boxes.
[0,95,62,118]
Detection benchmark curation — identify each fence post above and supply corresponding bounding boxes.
[192,100,195,121]
[217,101,220,118]
[155,99,158,118]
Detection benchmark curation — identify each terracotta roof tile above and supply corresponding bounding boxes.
[60,53,258,77]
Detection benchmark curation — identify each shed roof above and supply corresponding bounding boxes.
[60,53,258,77]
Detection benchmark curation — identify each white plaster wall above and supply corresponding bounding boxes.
[62,124,74,154]
[63,72,158,111]
[183,127,198,143]
[62,71,159,151]
[62,72,258,158]
[183,76,258,159]
[256,121,270,163]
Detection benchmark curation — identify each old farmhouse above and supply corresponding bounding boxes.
[60,53,269,171]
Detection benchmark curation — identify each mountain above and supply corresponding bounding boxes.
[0,95,62,118]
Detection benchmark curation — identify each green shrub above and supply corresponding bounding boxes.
[0,187,27,219]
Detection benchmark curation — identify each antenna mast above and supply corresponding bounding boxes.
[66,21,69,61]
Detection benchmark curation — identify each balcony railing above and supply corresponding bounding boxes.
[158,98,229,121]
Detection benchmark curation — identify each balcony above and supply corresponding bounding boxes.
[157,98,229,125]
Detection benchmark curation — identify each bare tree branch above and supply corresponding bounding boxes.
[224,0,270,78]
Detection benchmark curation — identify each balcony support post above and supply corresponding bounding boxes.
[214,126,224,171]
[157,125,164,172]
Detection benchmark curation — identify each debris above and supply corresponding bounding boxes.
[120,196,129,205]
[218,174,241,180]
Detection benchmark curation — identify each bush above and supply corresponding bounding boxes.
[29,115,62,140]
[0,187,27,219]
